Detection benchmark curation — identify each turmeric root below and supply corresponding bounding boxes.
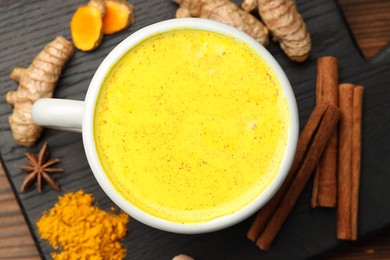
[70,0,106,51]
[242,0,311,62]
[103,0,135,35]
[5,36,73,147]
[172,255,194,260]
[71,0,135,50]
[173,0,269,46]
[242,0,258,13]
[88,0,106,17]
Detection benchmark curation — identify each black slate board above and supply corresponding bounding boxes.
[1,0,390,259]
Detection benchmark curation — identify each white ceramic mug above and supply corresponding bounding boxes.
[32,18,299,234]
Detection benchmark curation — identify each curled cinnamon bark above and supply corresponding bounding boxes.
[311,56,339,208]
[337,83,364,240]
[247,104,328,241]
[337,83,354,240]
[351,86,364,240]
[247,104,340,250]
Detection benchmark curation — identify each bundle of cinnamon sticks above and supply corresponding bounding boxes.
[247,56,364,250]
[337,83,364,240]
[312,57,364,241]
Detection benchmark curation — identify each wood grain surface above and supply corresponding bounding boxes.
[0,0,390,259]
[0,162,40,259]
[338,0,390,59]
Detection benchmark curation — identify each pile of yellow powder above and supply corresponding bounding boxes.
[36,190,129,259]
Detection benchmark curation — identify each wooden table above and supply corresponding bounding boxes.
[0,0,389,259]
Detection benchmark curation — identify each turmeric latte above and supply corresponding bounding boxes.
[94,29,290,223]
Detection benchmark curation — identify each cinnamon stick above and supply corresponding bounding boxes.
[255,104,340,250]
[311,56,339,208]
[337,83,354,240]
[351,86,364,240]
[311,168,320,208]
[247,104,329,242]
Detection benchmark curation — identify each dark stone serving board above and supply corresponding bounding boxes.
[1,0,389,259]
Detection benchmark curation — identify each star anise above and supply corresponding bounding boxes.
[20,142,63,192]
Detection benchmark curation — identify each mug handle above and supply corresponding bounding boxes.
[32,98,84,133]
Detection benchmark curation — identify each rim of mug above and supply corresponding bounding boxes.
[82,18,299,234]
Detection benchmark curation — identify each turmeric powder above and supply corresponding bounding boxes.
[37,190,129,259]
